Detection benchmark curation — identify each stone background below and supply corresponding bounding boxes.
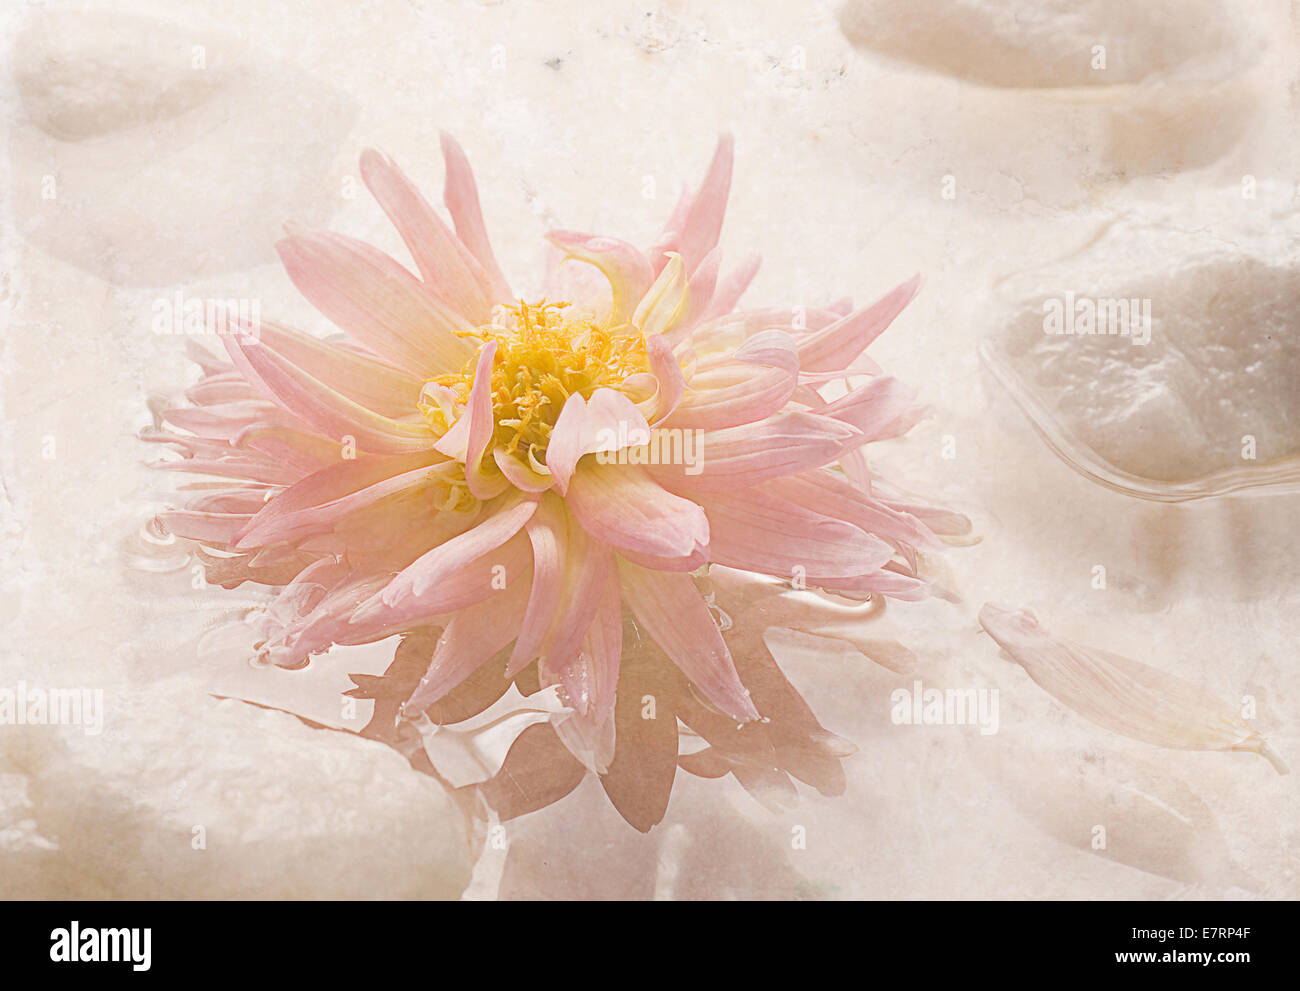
[2,0,1298,898]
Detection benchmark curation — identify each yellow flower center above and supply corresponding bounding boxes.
[423,300,649,470]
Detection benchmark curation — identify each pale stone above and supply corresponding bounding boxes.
[0,679,472,898]
[839,0,1263,88]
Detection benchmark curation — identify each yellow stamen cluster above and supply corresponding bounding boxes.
[423,300,649,471]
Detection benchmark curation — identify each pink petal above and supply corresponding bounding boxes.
[404,574,533,713]
[265,568,396,665]
[440,132,513,302]
[881,498,973,537]
[157,509,252,544]
[546,388,652,495]
[360,147,494,323]
[185,338,232,376]
[674,134,733,276]
[276,225,473,377]
[818,569,931,600]
[537,528,613,675]
[694,487,893,579]
[152,455,298,486]
[648,411,857,492]
[236,453,448,548]
[507,493,568,674]
[162,401,287,441]
[663,329,798,430]
[664,247,720,342]
[547,578,622,773]
[639,335,686,424]
[763,471,943,555]
[224,330,436,455]
[381,494,538,603]
[185,488,272,515]
[617,545,709,573]
[618,562,758,722]
[348,530,533,636]
[237,425,340,476]
[545,231,654,324]
[433,341,508,499]
[818,375,927,442]
[651,184,692,264]
[247,320,424,418]
[686,303,848,356]
[566,463,709,561]
[797,275,920,374]
[702,252,761,320]
[185,373,260,406]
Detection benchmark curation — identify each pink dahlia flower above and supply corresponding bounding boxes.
[151,134,954,778]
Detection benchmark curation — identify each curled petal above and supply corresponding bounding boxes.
[380,494,537,604]
[493,447,553,492]
[566,463,708,561]
[545,230,653,324]
[664,329,798,430]
[642,335,685,424]
[546,388,652,495]
[434,341,508,499]
[632,252,688,337]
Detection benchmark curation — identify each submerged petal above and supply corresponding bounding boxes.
[404,576,533,713]
[980,604,1287,773]
[618,562,758,722]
